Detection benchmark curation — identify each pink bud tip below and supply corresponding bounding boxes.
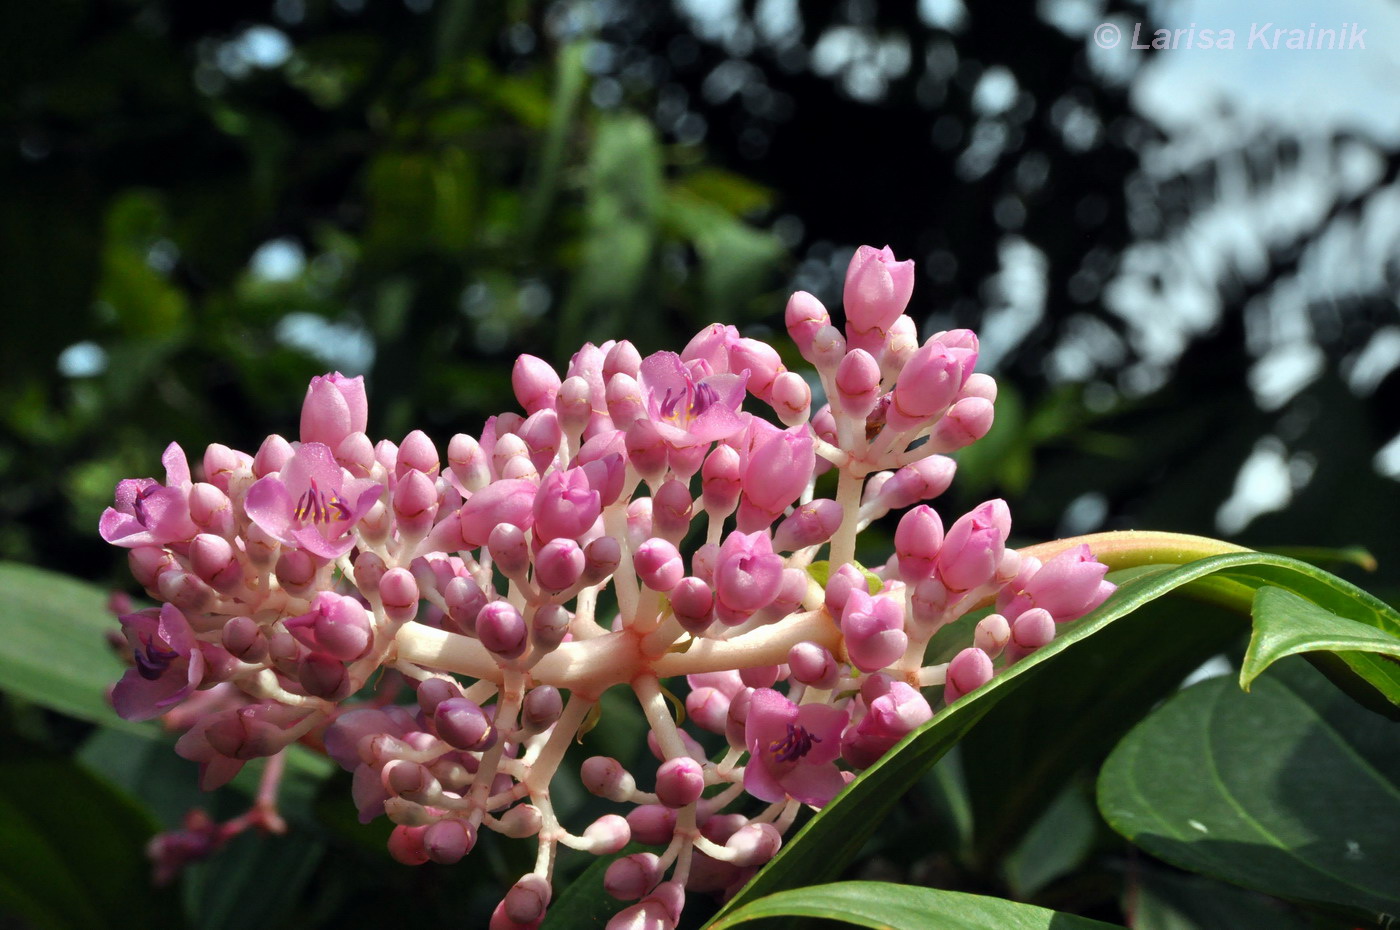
[835,349,882,420]
[843,245,915,342]
[534,537,585,593]
[785,290,831,362]
[378,567,420,623]
[725,822,782,867]
[423,818,476,864]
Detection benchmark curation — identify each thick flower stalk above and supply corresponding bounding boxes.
[100,244,1113,929]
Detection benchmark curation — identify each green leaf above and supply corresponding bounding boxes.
[0,745,184,929]
[713,546,1400,923]
[1242,586,1400,691]
[707,881,1125,929]
[1097,659,1400,918]
[0,561,144,733]
[1131,869,1313,930]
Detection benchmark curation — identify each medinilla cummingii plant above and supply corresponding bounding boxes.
[94,246,1400,930]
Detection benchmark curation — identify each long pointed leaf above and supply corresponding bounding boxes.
[707,881,1125,930]
[710,547,1400,925]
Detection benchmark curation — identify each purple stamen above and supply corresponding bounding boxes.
[293,479,346,527]
[134,634,180,680]
[691,381,719,417]
[133,484,159,527]
[767,722,820,763]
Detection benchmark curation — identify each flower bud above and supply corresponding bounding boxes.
[770,371,811,426]
[788,642,840,690]
[555,375,594,438]
[513,354,562,415]
[297,653,350,700]
[785,290,830,362]
[606,372,646,429]
[534,467,601,542]
[712,531,784,624]
[725,823,782,867]
[477,601,527,659]
[876,456,957,511]
[841,590,908,673]
[700,444,742,519]
[625,418,668,484]
[222,615,267,663]
[669,576,714,634]
[603,340,642,381]
[888,335,978,431]
[973,613,1011,658]
[189,533,241,592]
[531,604,572,651]
[534,537,584,594]
[336,432,376,477]
[387,824,429,865]
[843,245,914,348]
[503,873,551,926]
[651,480,693,543]
[415,677,460,714]
[1010,607,1056,653]
[444,575,487,634]
[625,805,677,846]
[434,698,495,751]
[772,499,842,551]
[823,562,869,620]
[393,468,438,539]
[582,814,631,855]
[203,443,252,494]
[605,852,662,901]
[944,647,995,704]
[894,505,944,581]
[654,757,705,809]
[396,430,439,478]
[518,409,562,472]
[423,818,476,864]
[285,592,373,662]
[634,538,684,593]
[497,804,543,839]
[300,373,368,449]
[448,434,490,493]
[581,536,621,586]
[729,337,784,402]
[378,567,420,623]
[928,396,995,451]
[488,523,531,579]
[583,756,637,802]
[937,499,1010,592]
[521,686,563,734]
[835,349,882,420]
[189,483,235,537]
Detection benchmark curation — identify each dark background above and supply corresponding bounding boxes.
[3,0,1397,926]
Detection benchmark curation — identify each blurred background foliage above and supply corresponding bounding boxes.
[3,0,1399,927]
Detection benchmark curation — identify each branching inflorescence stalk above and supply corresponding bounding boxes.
[100,244,1126,930]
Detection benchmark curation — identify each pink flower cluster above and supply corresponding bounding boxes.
[100,244,1114,929]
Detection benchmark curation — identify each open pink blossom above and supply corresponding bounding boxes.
[245,442,382,559]
[99,442,198,547]
[637,351,748,447]
[743,688,848,806]
[111,603,205,721]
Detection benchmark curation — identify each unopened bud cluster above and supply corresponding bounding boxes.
[101,244,1113,929]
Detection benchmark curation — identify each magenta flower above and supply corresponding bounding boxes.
[743,688,848,806]
[712,530,785,624]
[99,442,199,548]
[111,603,205,721]
[245,442,382,559]
[637,351,748,448]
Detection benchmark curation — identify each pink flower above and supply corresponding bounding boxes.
[736,421,815,531]
[245,442,382,559]
[743,688,848,806]
[637,351,748,447]
[99,443,198,547]
[111,604,205,721]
